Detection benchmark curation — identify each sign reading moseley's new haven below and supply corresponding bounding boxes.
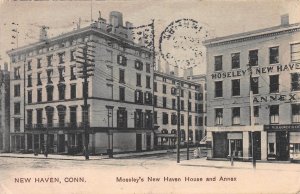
[211,63,300,79]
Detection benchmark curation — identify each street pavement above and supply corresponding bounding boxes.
[0,151,299,194]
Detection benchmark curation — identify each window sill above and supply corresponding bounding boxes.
[214,97,224,99]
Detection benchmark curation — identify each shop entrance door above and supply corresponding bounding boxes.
[229,139,243,157]
[276,131,289,160]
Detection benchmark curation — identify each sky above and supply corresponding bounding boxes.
[0,0,299,75]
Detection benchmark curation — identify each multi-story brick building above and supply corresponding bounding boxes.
[7,11,154,155]
[204,15,300,162]
[0,63,10,152]
[153,66,206,148]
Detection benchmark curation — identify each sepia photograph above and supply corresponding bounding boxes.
[0,0,300,193]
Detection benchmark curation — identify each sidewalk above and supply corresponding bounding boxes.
[0,149,183,161]
[180,157,300,171]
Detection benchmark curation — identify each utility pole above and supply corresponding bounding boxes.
[76,41,95,160]
[249,64,256,169]
[176,82,181,163]
[187,97,190,160]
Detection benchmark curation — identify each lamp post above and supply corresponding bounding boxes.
[176,81,181,163]
[249,64,256,169]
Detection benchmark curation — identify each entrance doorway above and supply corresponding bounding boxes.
[213,132,228,158]
[146,134,151,151]
[276,131,289,160]
[136,134,142,152]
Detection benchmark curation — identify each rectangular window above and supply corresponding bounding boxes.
[135,109,143,128]
[46,86,53,102]
[215,81,223,97]
[162,112,168,124]
[146,63,151,73]
[171,114,177,125]
[117,55,127,66]
[27,60,32,71]
[188,115,192,126]
[14,67,20,80]
[135,60,143,70]
[292,104,300,123]
[70,106,77,126]
[251,77,259,94]
[145,92,152,105]
[232,107,240,125]
[106,65,113,81]
[27,91,32,104]
[171,87,177,95]
[27,74,32,87]
[181,100,184,110]
[146,76,151,88]
[154,82,157,92]
[172,99,176,110]
[37,58,42,69]
[70,84,76,99]
[198,104,203,113]
[70,50,76,61]
[254,106,259,124]
[136,73,141,86]
[119,69,125,83]
[232,79,240,96]
[58,52,65,64]
[291,73,300,91]
[14,102,20,115]
[231,53,240,69]
[119,87,125,102]
[189,91,192,99]
[14,118,21,132]
[214,55,222,71]
[117,108,127,128]
[58,67,65,82]
[215,108,223,125]
[153,95,157,107]
[154,111,158,124]
[58,84,65,100]
[107,107,113,127]
[135,90,143,104]
[270,105,279,124]
[47,70,53,84]
[163,97,167,108]
[37,89,42,102]
[181,114,184,125]
[188,102,191,111]
[249,50,258,66]
[70,66,76,80]
[37,72,42,86]
[36,109,43,125]
[163,84,166,94]
[14,84,20,97]
[270,75,279,93]
[47,55,53,66]
[269,46,279,64]
[106,84,113,99]
[181,89,184,98]
[27,110,33,126]
[291,42,300,62]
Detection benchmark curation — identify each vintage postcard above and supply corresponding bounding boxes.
[0,0,300,193]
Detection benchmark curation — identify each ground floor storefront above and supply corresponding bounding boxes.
[10,129,154,156]
[206,124,300,162]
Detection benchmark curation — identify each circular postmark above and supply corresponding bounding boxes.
[159,18,209,69]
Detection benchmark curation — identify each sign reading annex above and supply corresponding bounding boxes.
[211,63,300,79]
[253,93,298,103]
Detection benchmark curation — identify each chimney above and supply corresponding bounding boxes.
[281,14,289,26]
[39,26,48,41]
[174,66,179,76]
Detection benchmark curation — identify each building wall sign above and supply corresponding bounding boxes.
[264,124,300,131]
[253,94,297,103]
[211,63,300,80]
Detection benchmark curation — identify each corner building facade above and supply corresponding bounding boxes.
[8,11,154,154]
[204,16,300,161]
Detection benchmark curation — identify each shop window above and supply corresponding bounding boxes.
[291,42,300,62]
[136,73,141,86]
[249,50,258,66]
[231,53,240,69]
[215,81,223,98]
[163,97,167,108]
[162,84,167,94]
[14,84,20,97]
[162,112,168,124]
[269,46,279,64]
[119,87,125,102]
[270,75,279,93]
[215,108,223,125]
[269,143,275,154]
[232,79,240,96]
[291,73,300,91]
[232,107,240,125]
[251,77,259,94]
[119,69,125,83]
[27,74,32,87]
[214,55,222,71]
[292,104,300,123]
[161,129,168,143]
[270,105,279,124]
